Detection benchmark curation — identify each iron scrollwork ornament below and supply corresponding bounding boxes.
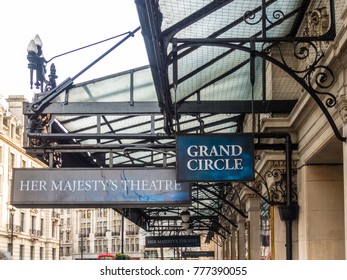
[28,114,51,147]
[243,8,284,26]
[242,168,298,206]
[266,168,298,205]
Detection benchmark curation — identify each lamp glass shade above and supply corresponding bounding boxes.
[181,214,190,222]
[186,228,193,234]
[27,40,38,54]
[34,34,43,47]
[182,222,190,229]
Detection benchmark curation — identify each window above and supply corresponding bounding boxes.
[52,248,56,260]
[125,238,129,252]
[66,247,70,256]
[103,240,108,253]
[11,124,15,138]
[40,247,44,260]
[52,223,56,238]
[31,215,36,228]
[130,238,134,252]
[96,221,106,236]
[135,238,139,252]
[81,222,90,237]
[112,239,116,252]
[94,240,102,253]
[20,212,25,232]
[86,240,90,254]
[31,215,36,234]
[9,152,15,169]
[115,239,121,253]
[20,245,24,260]
[40,218,44,236]
[126,237,139,252]
[113,219,121,235]
[3,117,8,127]
[127,224,139,235]
[30,246,35,260]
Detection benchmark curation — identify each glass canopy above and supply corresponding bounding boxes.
[24,0,337,240]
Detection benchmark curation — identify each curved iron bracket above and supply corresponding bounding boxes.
[173,40,345,142]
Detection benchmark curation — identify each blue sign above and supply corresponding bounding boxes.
[176,134,254,182]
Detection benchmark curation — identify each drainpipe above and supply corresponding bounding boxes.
[254,132,298,260]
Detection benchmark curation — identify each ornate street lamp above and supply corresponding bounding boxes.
[27,34,57,93]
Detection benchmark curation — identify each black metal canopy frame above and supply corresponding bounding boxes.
[23,0,339,260]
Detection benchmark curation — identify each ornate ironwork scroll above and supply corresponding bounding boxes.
[241,168,298,206]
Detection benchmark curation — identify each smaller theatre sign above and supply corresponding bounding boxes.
[176,133,254,182]
[11,168,190,208]
[182,251,215,258]
[145,235,201,248]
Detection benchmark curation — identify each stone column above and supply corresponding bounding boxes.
[237,216,246,260]
[223,235,230,260]
[230,227,237,260]
[245,194,261,260]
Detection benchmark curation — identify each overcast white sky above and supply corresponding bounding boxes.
[0,0,149,100]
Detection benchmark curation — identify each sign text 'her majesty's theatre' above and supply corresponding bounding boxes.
[176,134,254,182]
[11,168,190,208]
[145,235,201,248]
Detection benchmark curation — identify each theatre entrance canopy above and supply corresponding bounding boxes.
[22,0,340,246]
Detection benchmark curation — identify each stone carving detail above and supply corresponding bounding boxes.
[302,7,330,64]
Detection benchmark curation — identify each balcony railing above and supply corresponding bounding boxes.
[29,229,42,236]
[7,224,22,234]
[126,231,139,235]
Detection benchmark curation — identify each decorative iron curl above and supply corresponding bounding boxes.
[266,9,285,25]
[243,10,262,25]
[294,42,318,67]
[307,65,336,107]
